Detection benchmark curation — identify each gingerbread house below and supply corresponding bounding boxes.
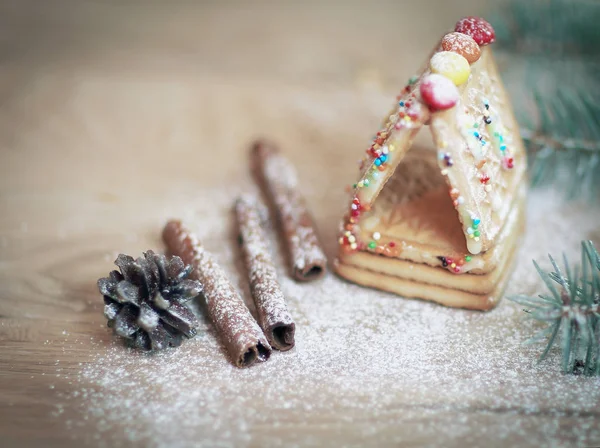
[334,17,527,310]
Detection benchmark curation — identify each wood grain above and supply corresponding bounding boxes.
[1,1,599,447]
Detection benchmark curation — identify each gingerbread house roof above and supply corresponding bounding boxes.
[340,17,526,256]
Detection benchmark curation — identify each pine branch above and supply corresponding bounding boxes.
[509,241,600,375]
[493,0,600,198]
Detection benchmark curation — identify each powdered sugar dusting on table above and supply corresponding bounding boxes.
[61,187,600,447]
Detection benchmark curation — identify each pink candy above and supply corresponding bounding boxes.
[419,74,460,110]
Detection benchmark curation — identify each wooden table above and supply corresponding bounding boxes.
[2,1,599,447]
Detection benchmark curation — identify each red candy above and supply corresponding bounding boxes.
[455,16,495,46]
[419,74,459,111]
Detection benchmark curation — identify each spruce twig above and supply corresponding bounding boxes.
[493,0,600,198]
[509,241,600,375]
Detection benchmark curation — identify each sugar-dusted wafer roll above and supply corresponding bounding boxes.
[162,220,271,367]
[234,194,295,351]
[251,140,327,282]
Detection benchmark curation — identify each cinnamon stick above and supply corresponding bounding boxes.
[251,140,327,282]
[234,194,295,351]
[162,220,271,367]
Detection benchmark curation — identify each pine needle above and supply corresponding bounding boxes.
[509,241,600,375]
[493,0,600,199]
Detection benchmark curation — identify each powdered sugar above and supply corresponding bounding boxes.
[255,142,327,281]
[61,187,600,447]
[235,194,295,350]
[163,220,271,367]
[441,32,481,64]
[420,74,460,110]
[264,150,299,191]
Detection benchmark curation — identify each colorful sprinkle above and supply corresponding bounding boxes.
[438,253,474,274]
[503,156,514,169]
[443,153,453,167]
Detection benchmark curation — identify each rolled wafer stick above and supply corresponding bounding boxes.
[234,194,295,351]
[162,220,271,368]
[251,140,327,282]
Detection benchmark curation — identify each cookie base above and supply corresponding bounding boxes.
[334,195,525,311]
[334,247,516,310]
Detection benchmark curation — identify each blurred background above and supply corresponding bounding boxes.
[1,2,599,447]
[0,0,597,202]
[0,0,496,258]
[0,1,486,86]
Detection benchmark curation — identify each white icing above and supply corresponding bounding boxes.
[467,237,483,255]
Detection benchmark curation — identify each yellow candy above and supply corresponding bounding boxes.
[429,51,471,86]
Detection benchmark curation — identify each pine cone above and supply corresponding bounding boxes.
[97,250,203,351]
